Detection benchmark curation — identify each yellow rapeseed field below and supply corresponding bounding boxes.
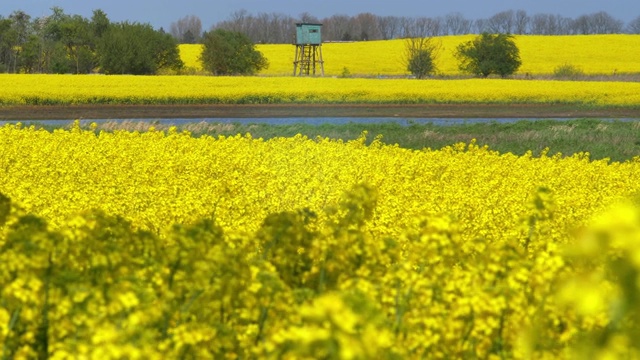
[2,73,640,106]
[1,34,636,108]
[180,34,640,76]
[1,123,640,358]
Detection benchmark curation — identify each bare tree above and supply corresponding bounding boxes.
[218,9,251,34]
[271,13,297,43]
[514,10,529,34]
[571,11,623,34]
[170,15,202,43]
[628,15,640,34]
[399,17,416,38]
[214,10,261,42]
[445,12,472,35]
[280,17,298,43]
[571,15,590,34]
[377,16,401,39]
[412,17,443,37]
[486,10,515,33]
[590,11,624,33]
[323,14,353,41]
[354,13,380,40]
[473,18,488,33]
[215,11,297,43]
[208,8,627,42]
[556,16,574,34]
[530,13,572,34]
[254,12,276,43]
[298,12,320,24]
[530,13,551,34]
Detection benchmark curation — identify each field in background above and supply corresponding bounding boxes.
[1,35,637,110]
[180,34,640,76]
[2,74,640,106]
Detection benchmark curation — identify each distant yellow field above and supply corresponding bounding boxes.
[2,74,639,106]
[6,35,640,108]
[180,35,640,76]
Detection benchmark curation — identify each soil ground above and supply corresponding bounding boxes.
[1,104,639,120]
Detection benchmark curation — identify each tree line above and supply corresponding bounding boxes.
[0,7,182,74]
[194,9,640,44]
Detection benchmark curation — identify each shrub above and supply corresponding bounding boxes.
[200,29,268,76]
[553,63,585,79]
[455,33,521,77]
[405,37,441,79]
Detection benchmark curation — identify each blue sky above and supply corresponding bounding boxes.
[1,0,638,30]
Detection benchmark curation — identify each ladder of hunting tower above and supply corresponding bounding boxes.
[293,44,324,76]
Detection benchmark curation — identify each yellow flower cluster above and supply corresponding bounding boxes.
[177,43,203,72]
[2,122,640,358]
[2,73,639,106]
[180,34,640,76]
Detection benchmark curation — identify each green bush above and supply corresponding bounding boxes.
[405,37,440,79]
[455,33,521,77]
[200,29,268,76]
[553,63,585,79]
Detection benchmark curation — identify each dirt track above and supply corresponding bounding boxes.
[1,104,639,120]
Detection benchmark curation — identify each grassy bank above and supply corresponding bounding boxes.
[21,118,640,162]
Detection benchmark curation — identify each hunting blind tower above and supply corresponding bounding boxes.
[293,23,324,76]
